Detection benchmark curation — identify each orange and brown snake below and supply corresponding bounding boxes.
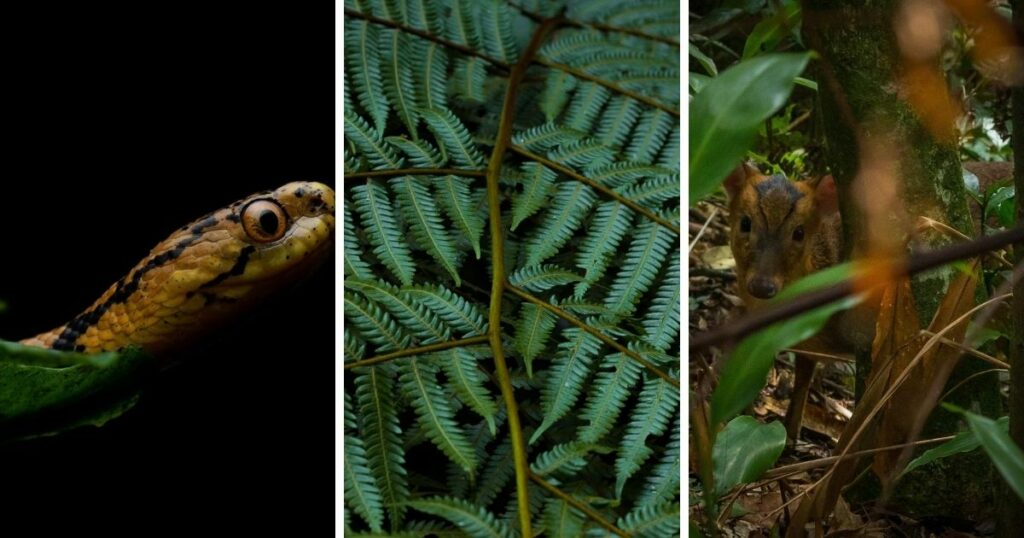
[19,182,335,355]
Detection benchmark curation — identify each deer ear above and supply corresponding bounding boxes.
[724,162,760,200]
[814,175,839,215]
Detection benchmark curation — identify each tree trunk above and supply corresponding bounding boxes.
[997,2,1024,535]
[804,0,1001,522]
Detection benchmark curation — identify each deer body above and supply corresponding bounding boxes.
[725,163,843,440]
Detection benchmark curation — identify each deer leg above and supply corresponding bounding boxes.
[785,355,816,440]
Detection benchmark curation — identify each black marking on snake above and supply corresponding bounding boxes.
[294,187,306,198]
[226,212,241,223]
[51,216,222,351]
[199,245,256,289]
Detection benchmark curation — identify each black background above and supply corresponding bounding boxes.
[1,3,334,533]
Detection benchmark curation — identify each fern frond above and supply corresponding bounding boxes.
[407,496,513,538]
[344,292,413,352]
[346,278,450,342]
[479,0,519,63]
[564,82,611,132]
[605,2,678,26]
[351,179,416,285]
[614,373,679,497]
[345,110,406,170]
[573,200,634,297]
[508,264,583,292]
[420,107,487,168]
[431,175,485,259]
[540,31,626,64]
[511,162,557,230]
[402,283,488,337]
[595,96,641,149]
[390,176,463,284]
[345,393,385,533]
[530,328,603,443]
[380,0,408,23]
[400,357,478,475]
[619,69,681,103]
[531,441,603,478]
[474,435,514,507]
[414,39,449,111]
[603,219,674,317]
[616,175,680,209]
[354,364,410,528]
[541,496,586,538]
[557,299,616,317]
[453,57,488,103]
[549,139,615,171]
[577,352,643,443]
[446,0,482,49]
[381,29,420,135]
[386,136,446,167]
[406,0,444,34]
[438,347,499,435]
[344,202,374,280]
[636,414,680,508]
[572,51,678,76]
[512,123,584,152]
[346,19,389,132]
[540,70,578,121]
[512,302,557,377]
[640,251,680,351]
[588,161,676,188]
[345,328,367,361]
[656,124,679,169]
[617,502,681,538]
[524,182,597,266]
[625,109,674,164]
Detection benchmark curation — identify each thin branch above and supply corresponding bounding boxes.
[529,472,629,538]
[510,3,680,47]
[485,17,563,538]
[344,8,510,71]
[343,335,491,369]
[762,435,955,479]
[688,206,718,252]
[505,284,680,388]
[344,168,486,180]
[920,330,1011,369]
[509,144,681,235]
[690,225,1024,351]
[532,57,680,117]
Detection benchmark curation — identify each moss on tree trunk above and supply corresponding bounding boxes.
[804,0,1002,522]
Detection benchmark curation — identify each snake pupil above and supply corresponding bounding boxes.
[260,210,279,234]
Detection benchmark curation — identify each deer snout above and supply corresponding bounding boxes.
[747,276,780,299]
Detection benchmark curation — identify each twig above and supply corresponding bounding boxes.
[344,168,486,180]
[343,335,491,369]
[529,473,629,537]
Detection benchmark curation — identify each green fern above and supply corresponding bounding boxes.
[344,0,679,535]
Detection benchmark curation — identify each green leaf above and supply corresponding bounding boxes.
[344,393,385,532]
[641,251,681,351]
[615,373,679,497]
[402,284,488,337]
[511,162,557,230]
[345,110,406,170]
[508,264,583,292]
[479,0,518,63]
[345,19,389,132]
[343,202,374,279]
[564,82,611,132]
[414,40,449,111]
[420,107,486,168]
[524,182,597,266]
[390,176,463,285]
[351,179,416,285]
[637,414,681,508]
[574,200,634,296]
[438,347,498,435]
[901,416,1009,477]
[710,263,859,425]
[513,302,557,377]
[381,29,420,135]
[345,278,450,342]
[541,496,586,538]
[432,175,485,258]
[603,219,674,317]
[959,409,1024,500]
[344,292,413,352]
[400,357,478,475]
[0,341,153,439]
[407,497,513,538]
[689,43,717,75]
[596,96,642,149]
[689,52,811,204]
[742,0,801,58]
[712,416,786,496]
[618,502,681,538]
[353,364,410,528]
[626,109,675,165]
[530,328,603,443]
[577,352,643,443]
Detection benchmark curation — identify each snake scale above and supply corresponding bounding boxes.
[19,182,335,355]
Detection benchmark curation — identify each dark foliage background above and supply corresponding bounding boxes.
[0,3,334,533]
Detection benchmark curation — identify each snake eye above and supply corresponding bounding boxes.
[242,200,287,242]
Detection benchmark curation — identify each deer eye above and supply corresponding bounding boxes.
[740,216,751,233]
[792,225,805,242]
